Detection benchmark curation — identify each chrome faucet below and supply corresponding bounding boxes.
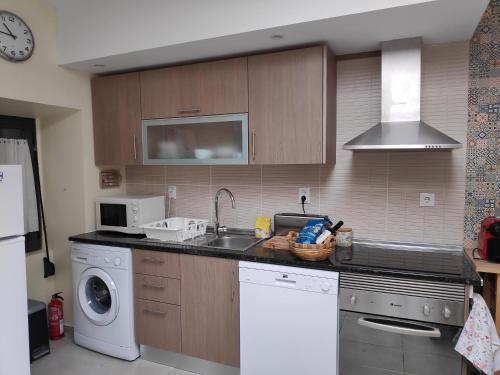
[214,188,236,236]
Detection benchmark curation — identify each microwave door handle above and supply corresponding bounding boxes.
[357,317,441,338]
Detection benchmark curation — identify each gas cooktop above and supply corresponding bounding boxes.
[333,239,466,276]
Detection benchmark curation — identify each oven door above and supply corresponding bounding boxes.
[339,310,462,375]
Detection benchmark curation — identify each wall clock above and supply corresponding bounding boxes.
[0,11,34,62]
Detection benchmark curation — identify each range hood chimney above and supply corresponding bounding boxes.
[343,38,462,151]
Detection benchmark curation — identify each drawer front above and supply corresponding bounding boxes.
[133,250,180,278]
[134,274,181,305]
[135,299,181,352]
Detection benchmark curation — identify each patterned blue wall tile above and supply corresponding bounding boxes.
[465,0,500,245]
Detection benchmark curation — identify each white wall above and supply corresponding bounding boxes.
[0,0,123,324]
[126,42,469,245]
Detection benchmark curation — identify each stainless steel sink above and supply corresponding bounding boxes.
[204,235,263,251]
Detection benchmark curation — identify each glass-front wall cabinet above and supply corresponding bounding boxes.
[142,113,248,165]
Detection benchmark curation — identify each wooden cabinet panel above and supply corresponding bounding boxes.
[248,46,330,164]
[140,64,199,119]
[180,255,240,367]
[197,58,248,116]
[91,73,142,165]
[133,250,180,279]
[140,57,248,119]
[135,299,181,352]
[134,274,180,305]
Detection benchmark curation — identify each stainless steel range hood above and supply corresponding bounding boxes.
[343,38,462,151]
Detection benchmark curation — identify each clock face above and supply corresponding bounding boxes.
[0,11,34,62]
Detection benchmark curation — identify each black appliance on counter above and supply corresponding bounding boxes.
[479,217,500,262]
[28,299,50,362]
[273,213,329,235]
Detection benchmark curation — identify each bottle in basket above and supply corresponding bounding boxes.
[315,220,344,244]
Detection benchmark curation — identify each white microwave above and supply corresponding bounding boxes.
[95,195,165,234]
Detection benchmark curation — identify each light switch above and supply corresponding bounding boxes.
[419,193,435,207]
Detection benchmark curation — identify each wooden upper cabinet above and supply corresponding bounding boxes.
[248,46,336,164]
[91,73,142,165]
[91,48,335,166]
[140,57,248,119]
[180,255,240,368]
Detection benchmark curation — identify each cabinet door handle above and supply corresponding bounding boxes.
[142,282,165,289]
[133,134,137,161]
[143,257,164,264]
[143,308,166,316]
[252,130,256,160]
[178,108,201,114]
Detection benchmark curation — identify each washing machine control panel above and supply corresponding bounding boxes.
[72,245,132,270]
[86,250,128,269]
[103,252,126,269]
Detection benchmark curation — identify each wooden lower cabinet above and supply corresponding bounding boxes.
[180,255,240,368]
[133,251,240,367]
[134,299,181,352]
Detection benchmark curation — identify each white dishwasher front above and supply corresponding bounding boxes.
[239,261,339,375]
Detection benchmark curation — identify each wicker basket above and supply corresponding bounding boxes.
[286,231,336,261]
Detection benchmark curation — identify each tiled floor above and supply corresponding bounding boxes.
[31,332,199,375]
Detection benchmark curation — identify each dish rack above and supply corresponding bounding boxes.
[141,217,208,242]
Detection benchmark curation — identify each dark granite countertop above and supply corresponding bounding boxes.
[69,231,481,286]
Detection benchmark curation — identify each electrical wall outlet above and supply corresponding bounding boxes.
[298,187,311,204]
[168,185,177,199]
[419,192,435,207]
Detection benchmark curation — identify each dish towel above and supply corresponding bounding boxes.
[455,293,500,374]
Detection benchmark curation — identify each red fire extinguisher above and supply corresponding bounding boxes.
[48,292,64,340]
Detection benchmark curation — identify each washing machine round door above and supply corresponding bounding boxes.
[78,267,119,326]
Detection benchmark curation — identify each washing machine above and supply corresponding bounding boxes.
[71,243,139,360]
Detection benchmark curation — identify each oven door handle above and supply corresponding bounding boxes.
[357,317,441,338]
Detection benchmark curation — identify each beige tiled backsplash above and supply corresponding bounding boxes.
[126,41,468,245]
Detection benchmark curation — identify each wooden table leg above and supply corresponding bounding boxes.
[496,275,500,338]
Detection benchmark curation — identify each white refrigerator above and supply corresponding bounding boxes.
[0,165,30,375]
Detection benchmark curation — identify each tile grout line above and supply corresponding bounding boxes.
[209,166,213,225]
[318,165,322,214]
[260,165,263,217]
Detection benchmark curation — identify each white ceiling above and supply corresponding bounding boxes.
[47,0,488,74]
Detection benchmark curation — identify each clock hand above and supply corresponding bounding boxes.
[0,30,14,38]
[2,23,16,39]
